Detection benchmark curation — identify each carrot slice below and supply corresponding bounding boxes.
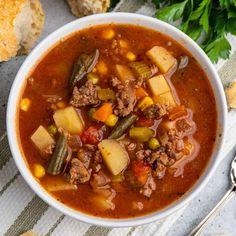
[135,87,148,99]
[169,105,187,120]
[93,103,113,122]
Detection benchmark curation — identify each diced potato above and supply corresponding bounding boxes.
[53,106,84,134]
[101,28,115,40]
[45,177,77,192]
[20,98,31,111]
[225,81,236,108]
[125,51,136,61]
[33,164,45,178]
[147,75,170,96]
[146,46,176,73]
[92,195,113,210]
[115,64,135,84]
[30,125,55,153]
[153,91,176,107]
[98,139,130,175]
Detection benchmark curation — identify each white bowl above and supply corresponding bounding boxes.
[7,13,227,227]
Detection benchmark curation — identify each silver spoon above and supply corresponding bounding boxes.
[189,155,236,236]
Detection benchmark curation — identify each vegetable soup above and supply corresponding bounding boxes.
[18,24,217,218]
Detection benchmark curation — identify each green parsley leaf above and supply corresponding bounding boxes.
[203,35,231,63]
[156,0,189,22]
[189,0,211,32]
[226,18,236,34]
[187,25,204,41]
[154,0,236,62]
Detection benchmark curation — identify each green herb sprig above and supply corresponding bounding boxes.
[152,0,236,63]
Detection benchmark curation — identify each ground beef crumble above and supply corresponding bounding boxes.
[140,175,156,198]
[110,76,136,117]
[69,158,91,184]
[143,104,169,119]
[70,80,100,107]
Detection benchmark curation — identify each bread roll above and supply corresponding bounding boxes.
[67,0,110,17]
[0,0,44,62]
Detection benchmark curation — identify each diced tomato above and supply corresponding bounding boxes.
[136,117,154,127]
[132,160,151,185]
[81,126,102,145]
[132,160,151,177]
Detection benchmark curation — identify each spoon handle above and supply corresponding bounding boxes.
[188,185,236,236]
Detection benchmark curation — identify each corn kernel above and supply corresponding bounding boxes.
[119,39,128,48]
[137,96,154,111]
[148,138,160,150]
[56,101,66,108]
[105,114,119,127]
[34,164,45,178]
[87,73,99,84]
[20,98,31,112]
[125,51,136,61]
[96,61,108,75]
[47,124,57,136]
[101,28,115,40]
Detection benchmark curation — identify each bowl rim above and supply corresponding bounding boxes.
[6,12,227,227]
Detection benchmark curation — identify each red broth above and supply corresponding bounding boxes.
[18,24,217,218]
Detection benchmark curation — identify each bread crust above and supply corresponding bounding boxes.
[0,0,44,62]
[67,0,110,17]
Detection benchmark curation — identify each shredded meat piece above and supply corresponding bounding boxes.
[176,118,195,136]
[140,175,156,197]
[132,201,144,211]
[84,144,97,152]
[136,149,151,160]
[152,162,166,178]
[165,134,185,160]
[110,77,135,117]
[143,104,168,119]
[90,170,111,189]
[136,143,144,151]
[118,138,131,147]
[114,87,136,117]
[127,143,136,151]
[77,148,92,168]
[110,76,122,89]
[70,80,100,107]
[69,158,91,184]
[93,150,102,172]
[150,148,171,166]
[44,143,55,155]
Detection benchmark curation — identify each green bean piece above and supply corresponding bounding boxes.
[87,108,97,120]
[68,49,99,93]
[109,114,138,139]
[47,133,68,175]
